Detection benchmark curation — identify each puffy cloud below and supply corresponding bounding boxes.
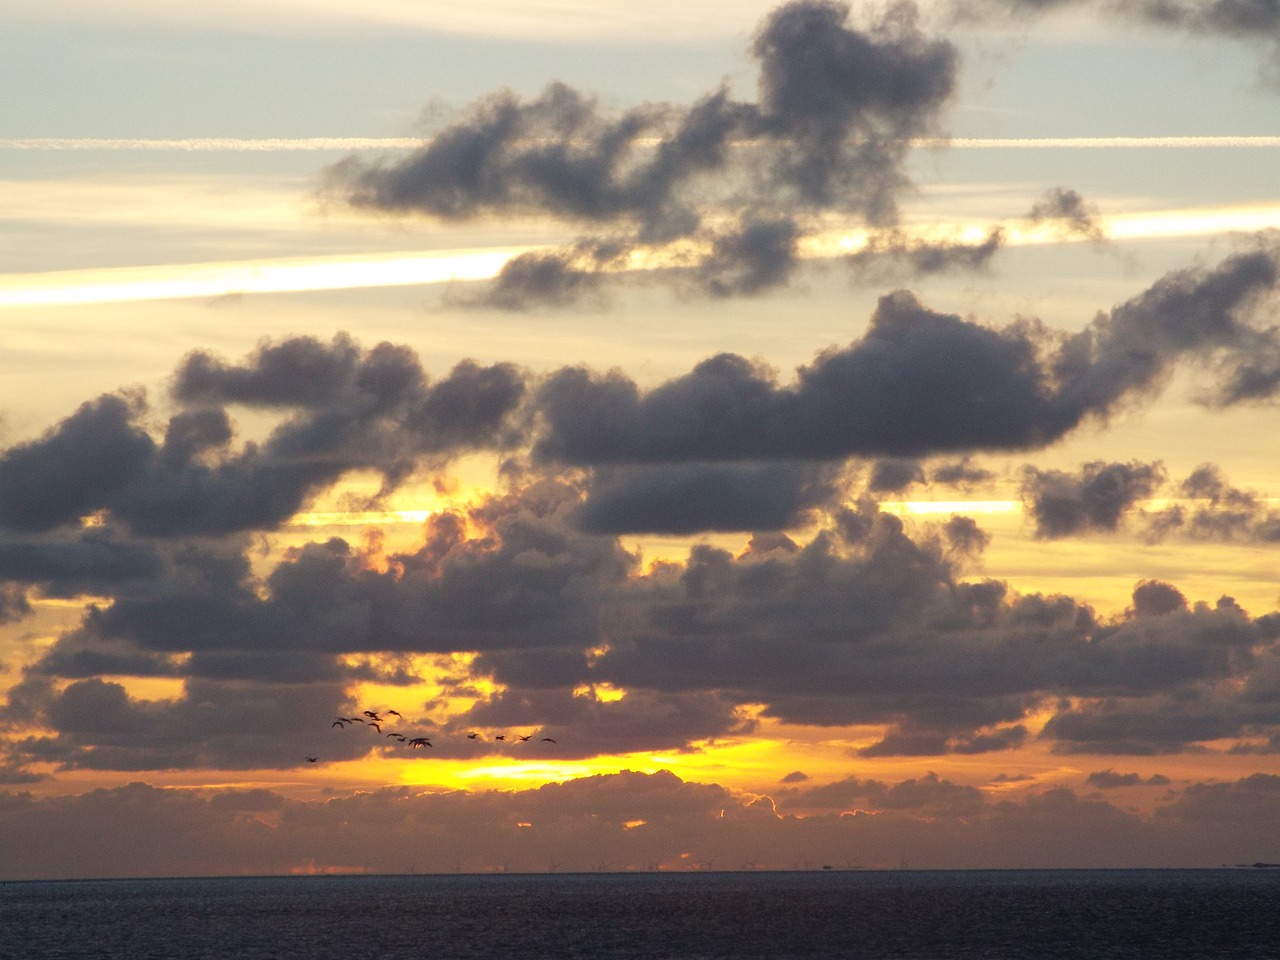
[535,244,1280,464]
[0,392,154,534]
[1086,769,1172,788]
[4,476,1275,769]
[13,676,361,771]
[1026,187,1106,242]
[1020,460,1167,538]
[1144,464,1280,542]
[325,1,960,303]
[573,462,848,534]
[0,336,526,541]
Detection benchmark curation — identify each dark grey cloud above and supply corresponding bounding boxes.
[473,241,620,310]
[690,217,805,298]
[12,770,1279,877]
[1156,773,1280,823]
[325,1,960,304]
[535,243,1280,465]
[867,458,925,493]
[1027,187,1105,242]
[1020,461,1280,544]
[6,460,1280,769]
[0,583,30,623]
[0,392,154,534]
[448,686,753,758]
[1020,460,1167,538]
[1086,769,1172,788]
[845,228,1004,282]
[574,462,847,534]
[14,676,361,771]
[962,0,1280,83]
[1144,463,1280,542]
[929,457,996,489]
[0,336,526,541]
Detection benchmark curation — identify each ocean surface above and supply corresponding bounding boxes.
[3,869,1277,959]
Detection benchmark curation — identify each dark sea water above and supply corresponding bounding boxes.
[3,869,1277,959]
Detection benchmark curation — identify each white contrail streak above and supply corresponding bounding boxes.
[4,136,1280,151]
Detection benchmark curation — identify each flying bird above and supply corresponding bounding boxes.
[305,757,318,763]
[387,709,402,718]
[466,733,480,740]
[541,738,557,743]
[516,736,531,742]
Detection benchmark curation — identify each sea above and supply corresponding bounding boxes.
[2,869,1277,959]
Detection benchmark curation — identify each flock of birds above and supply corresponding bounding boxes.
[304,710,557,764]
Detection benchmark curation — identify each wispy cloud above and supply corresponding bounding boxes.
[0,248,536,307]
[4,204,1278,308]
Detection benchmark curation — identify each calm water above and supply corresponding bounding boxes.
[3,869,1277,959]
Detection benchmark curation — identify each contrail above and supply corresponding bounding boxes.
[931,136,1280,149]
[4,136,1280,151]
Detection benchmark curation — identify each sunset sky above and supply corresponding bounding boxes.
[3,0,1280,878]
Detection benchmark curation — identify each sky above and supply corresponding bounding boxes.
[2,0,1280,878]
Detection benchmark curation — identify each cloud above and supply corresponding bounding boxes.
[956,0,1280,77]
[1020,460,1167,538]
[5,477,1277,768]
[6,769,1280,877]
[845,227,1005,281]
[573,462,848,534]
[324,1,960,303]
[1156,772,1280,822]
[535,243,1280,464]
[0,392,155,534]
[1086,769,1172,788]
[0,336,526,540]
[1144,463,1280,542]
[1027,187,1106,242]
[867,458,925,493]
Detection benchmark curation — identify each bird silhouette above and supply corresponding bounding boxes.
[305,757,318,763]
[541,738,557,743]
[387,709,402,718]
